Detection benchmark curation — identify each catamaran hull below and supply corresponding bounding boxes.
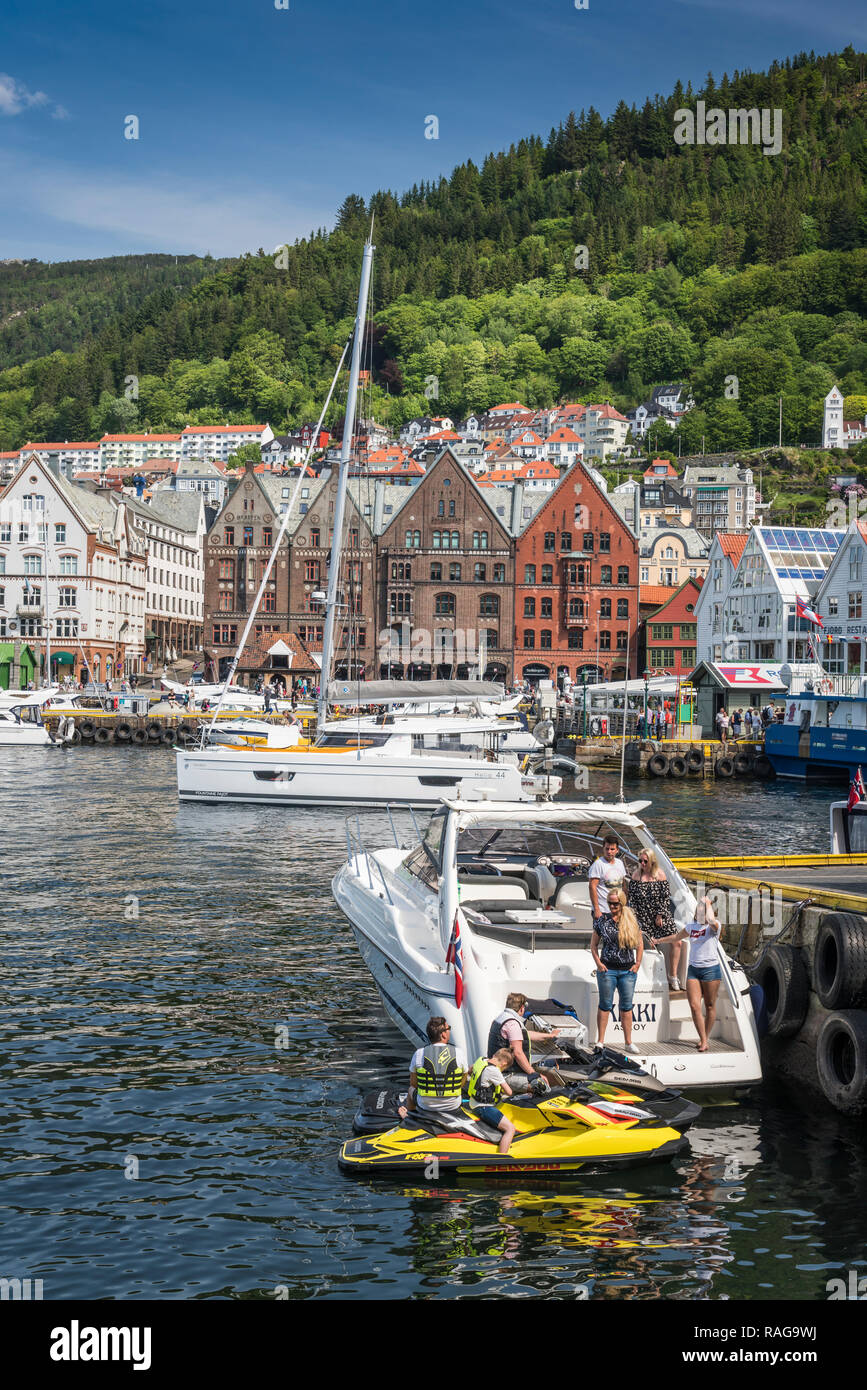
[176,748,528,807]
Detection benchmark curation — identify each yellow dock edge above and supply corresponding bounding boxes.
[672,855,867,913]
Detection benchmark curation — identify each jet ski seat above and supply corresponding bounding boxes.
[402,1107,502,1144]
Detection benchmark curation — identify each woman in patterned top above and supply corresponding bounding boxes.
[627,849,682,990]
[591,888,644,1055]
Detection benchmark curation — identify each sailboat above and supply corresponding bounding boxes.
[175,234,534,808]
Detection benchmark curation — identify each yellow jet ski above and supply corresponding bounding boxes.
[338,1085,689,1177]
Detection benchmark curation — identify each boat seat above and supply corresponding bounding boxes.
[524,863,559,906]
[553,877,593,910]
[463,898,544,921]
[458,876,530,904]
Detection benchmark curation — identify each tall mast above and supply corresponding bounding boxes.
[317,234,374,726]
[43,521,51,687]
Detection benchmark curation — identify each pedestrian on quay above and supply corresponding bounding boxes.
[715,707,728,744]
[264,686,272,714]
[731,708,742,741]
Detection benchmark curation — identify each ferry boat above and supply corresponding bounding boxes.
[763,666,867,781]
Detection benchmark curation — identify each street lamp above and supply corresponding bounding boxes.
[643,668,651,738]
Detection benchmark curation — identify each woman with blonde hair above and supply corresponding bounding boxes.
[627,847,681,990]
[591,887,644,1055]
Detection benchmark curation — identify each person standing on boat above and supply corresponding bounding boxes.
[591,889,644,1055]
[398,1017,467,1120]
[676,897,723,1053]
[589,835,627,924]
[627,849,681,989]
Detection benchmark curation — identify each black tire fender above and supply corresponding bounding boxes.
[814,912,867,1011]
[115,721,133,741]
[715,756,735,778]
[132,728,148,745]
[161,727,177,745]
[94,727,111,743]
[751,943,809,1038]
[686,748,704,772]
[669,755,688,778]
[79,719,97,739]
[146,720,164,741]
[734,752,752,774]
[816,1010,867,1115]
[648,752,670,777]
[753,755,773,778]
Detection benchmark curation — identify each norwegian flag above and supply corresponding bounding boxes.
[848,767,866,812]
[445,912,464,1009]
[796,595,824,628]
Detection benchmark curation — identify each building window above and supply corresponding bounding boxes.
[389,592,411,615]
[617,599,629,619]
[225,527,234,545]
[493,564,505,582]
[524,597,536,618]
[650,648,674,668]
[437,500,445,517]
[599,630,611,650]
[569,597,584,618]
[450,563,462,581]
[568,630,583,649]
[218,592,233,611]
[243,526,253,546]
[263,590,277,612]
[219,560,234,581]
[480,594,499,617]
[483,628,498,650]
[599,597,612,618]
[828,597,838,616]
[600,566,612,584]
[450,531,460,549]
[0,524,9,541]
[309,527,320,548]
[435,593,455,616]
[679,649,694,667]
[58,587,77,608]
[449,499,455,517]
[616,630,628,650]
[651,623,674,641]
[24,554,42,575]
[541,596,552,619]
[261,527,272,548]
[474,563,486,581]
[583,533,594,552]
[618,565,629,584]
[430,563,442,580]
[679,623,696,639]
[55,524,66,543]
[305,561,321,583]
[59,554,78,575]
[561,532,572,551]
[850,591,863,620]
[641,567,649,582]
[473,531,489,550]
[524,564,536,584]
[55,618,78,638]
[544,532,556,551]
[540,629,552,649]
[523,630,535,648]
[600,533,611,553]
[213,624,237,644]
[541,565,553,584]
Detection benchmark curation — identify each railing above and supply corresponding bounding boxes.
[344,811,406,904]
[788,673,866,698]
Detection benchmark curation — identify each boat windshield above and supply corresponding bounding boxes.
[456,820,645,870]
[314,731,392,749]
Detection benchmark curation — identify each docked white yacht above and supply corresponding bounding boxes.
[332,799,763,1094]
[0,700,53,746]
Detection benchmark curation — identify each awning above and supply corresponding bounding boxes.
[445,800,653,830]
[51,651,75,665]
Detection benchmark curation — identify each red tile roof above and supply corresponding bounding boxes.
[182,424,265,435]
[717,533,749,564]
[639,585,679,607]
[23,441,99,451]
[101,433,182,443]
[546,427,582,443]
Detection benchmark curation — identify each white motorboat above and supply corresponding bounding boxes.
[332,798,763,1094]
[0,701,53,746]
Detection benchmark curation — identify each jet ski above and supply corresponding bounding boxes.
[339,1084,690,1177]
[352,1044,701,1137]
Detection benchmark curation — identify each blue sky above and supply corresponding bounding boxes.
[0,0,863,261]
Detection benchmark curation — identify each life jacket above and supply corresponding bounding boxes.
[415,1044,464,1100]
[467,1056,503,1105]
[487,1009,530,1061]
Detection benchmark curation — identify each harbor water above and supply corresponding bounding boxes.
[1,748,864,1300]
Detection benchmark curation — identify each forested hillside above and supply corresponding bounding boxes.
[1,47,865,453]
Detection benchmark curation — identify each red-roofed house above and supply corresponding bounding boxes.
[643,458,679,481]
[578,404,630,460]
[640,577,704,676]
[543,426,583,467]
[22,441,101,478]
[100,433,183,470]
[511,429,545,458]
[518,459,561,489]
[694,531,751,665]
[181,423,273,463]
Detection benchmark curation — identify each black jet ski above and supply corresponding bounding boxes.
[352,1043,701,1136]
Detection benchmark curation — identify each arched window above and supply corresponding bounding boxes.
[601,565,612,584]
[430,562,442,580]
[600,597,612,618]
[568,597,584,618]
[435,592,455,616]
[523,630,535,649]
[432,530,441,549]
[437,500,445,517]
[480,594,499,617]
[617,598,629,619]
[616,630,628,650]
[493,563,505,582]
[391,562,397,580]
[541,565,553,584]
[474,562,486,581]
[483,628,499,650]
[540,630,552,649]
[560,532,572,551]
[664,547,674,559]
[543,532,555,551]
[617,565,629,584]
[449,562,462,581]
[451,531,460,549]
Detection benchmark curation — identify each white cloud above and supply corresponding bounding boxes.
[0,153,333,257]
[0,73,51,116]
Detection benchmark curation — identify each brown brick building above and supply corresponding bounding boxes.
[514,464,639,685]
[376,450,515,681]
[203,461,377,682]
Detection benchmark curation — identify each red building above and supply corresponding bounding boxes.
[514,464,639,685]
[642,577,704,676]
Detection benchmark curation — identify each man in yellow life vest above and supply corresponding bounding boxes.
[466,1046,518,1154]
[399,1017,467,1121]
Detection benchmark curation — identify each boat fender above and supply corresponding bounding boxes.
[669,755,687,778]
[715,755,735,778]
[748,983,769,1038]
[648,752,670,777]
[79,718,97,739]
[132,728,148,745]
[753,755,773,778]
[733,752,752,775]
[115,720,134,741]
[69,728,82,745]
[814,912,867,1011]
[94,726,112,743]
[750,943,809,1038]
[815,1010,867,1115]
[146,720,164,740]
[686,748,704,772]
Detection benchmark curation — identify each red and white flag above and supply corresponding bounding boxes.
[848,767,866,811]
[445,912,465,1009]
[796,595,824,627]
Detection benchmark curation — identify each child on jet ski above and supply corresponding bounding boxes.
[466,1047,518,1154]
